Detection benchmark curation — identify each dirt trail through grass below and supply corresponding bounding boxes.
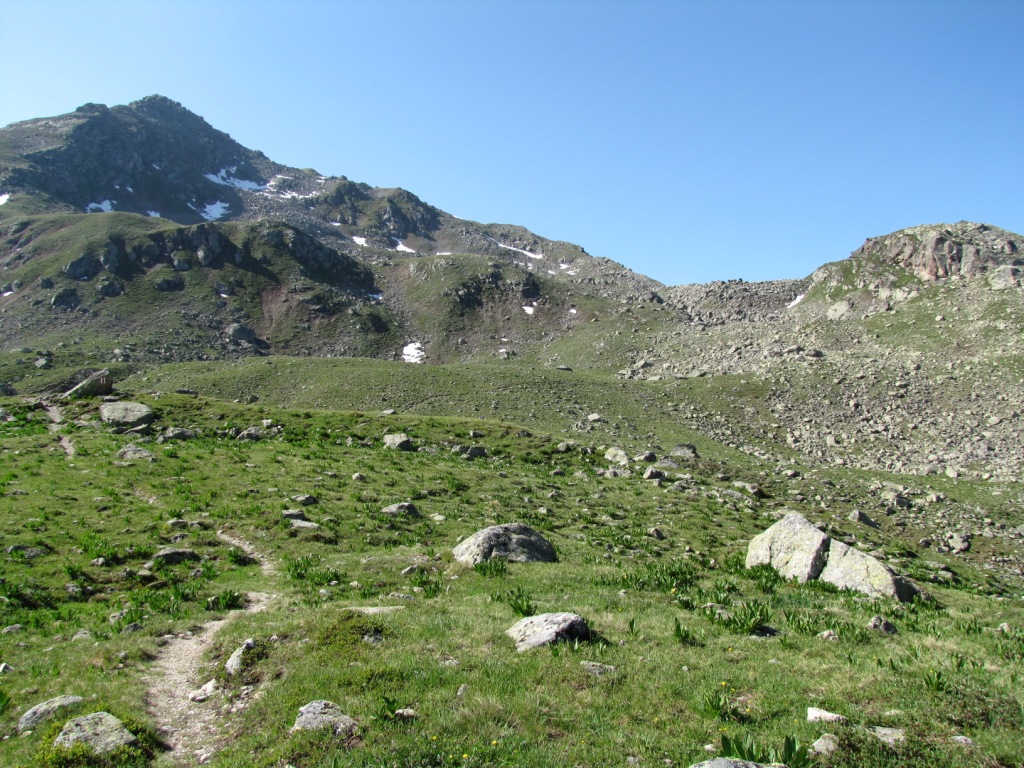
[42,401,75,457]
[146,533,276,766]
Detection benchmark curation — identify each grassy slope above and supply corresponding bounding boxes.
[0,390,1021,768]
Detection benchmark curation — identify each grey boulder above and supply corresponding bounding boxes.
[19,695,83,733]
[506,612,590,651]
[745,513,829,582]
[290,700,358,736]
[453,523,556,565]
[99,402,155,428]
[53,712,138,755]
[820,541,919,601]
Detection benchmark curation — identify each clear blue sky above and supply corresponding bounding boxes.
[2,0,1021,285]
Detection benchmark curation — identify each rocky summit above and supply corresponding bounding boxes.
[0,98,1022,768]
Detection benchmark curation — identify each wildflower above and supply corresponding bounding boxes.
[491,741,498,746]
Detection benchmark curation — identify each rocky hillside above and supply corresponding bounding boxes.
[1,97,1024,484]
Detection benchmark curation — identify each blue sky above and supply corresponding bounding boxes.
[1,0,1021,285]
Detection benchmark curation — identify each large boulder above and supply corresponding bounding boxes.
[747,513,919,602]
[745,513,829,582]
[383,433,413,451]
[99,402,155,428]
[52,712,138,755]
[506,612,591,651]
[820,540,919,601]
[452,523,556,565]
[18,695,83,733]
[290,700,358,736]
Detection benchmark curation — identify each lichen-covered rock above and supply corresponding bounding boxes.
[53,712,138,755]
[745,513,829,582]
[820,540,919,602]
[383,433,413,450]
[225,638,257,675]
[18,695,83,733]
[452,523,556,565]
[99,402,155,428]
[290,700,357,736]
[506,612,590,651]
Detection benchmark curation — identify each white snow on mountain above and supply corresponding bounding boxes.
[484,236,543,260]
[0,194,10,206]
[205,166,266,191]
[85,200,114,213]
[199,201,229,221]
[352,236,368,246]
[147,210,161,218]
[787,293,806,309]
[402,341,425,363]
[394,239,416,253]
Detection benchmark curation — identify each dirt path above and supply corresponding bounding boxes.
[42,401,75,457]
[146,533,277,766]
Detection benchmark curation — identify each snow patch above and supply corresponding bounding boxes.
[522,306,535,315]
[0,193,10,206]
[787,293,806,309]
[393,239,416,253]
[352,236,368,246]
[330,222,342,226]
[1,291,13,297]
[85,200,114,213]
[205,166,267,191]
[126,186,133,193]
[369,293,383,301]
[435,251,452,256]
[569,308,578,315]
[147,210,161,218]
[199,201,229,221]
[402,341,425,364]
[484,236,543,259]
[152,164,161,170]
[559,263,570,270]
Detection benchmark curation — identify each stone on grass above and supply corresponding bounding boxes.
[580,661,617,676]
[506,612,590,652]
[820,541,918,601]
[604,447,629,465]
[290,700,358,736]
[383,433,413,451]
[808,707,847,723]
[810,733,840,756]
[116,443,155,461]
[148,548,200,567]
[53,712,138,755]
[99,402,154,428]
[687,759,776,768]
[867,615,898,635]
[452,523,557,565]
[870,726,906,746]
[19,695,83,733]
[381,502,421,518]
[745,513,830,582]
[225,638,256,675]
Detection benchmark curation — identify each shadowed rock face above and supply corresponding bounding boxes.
[452,523,557,565]
[850,222,1021,283]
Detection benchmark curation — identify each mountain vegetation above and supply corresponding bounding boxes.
[0,96,1021,768]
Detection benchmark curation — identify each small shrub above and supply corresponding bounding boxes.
[721,733,811,768]
[673,617,702,646]
[495,585,536,617]
[473,558,508,578]
[206,590,246,611]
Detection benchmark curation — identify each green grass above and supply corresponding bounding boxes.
[0,390,1020,766]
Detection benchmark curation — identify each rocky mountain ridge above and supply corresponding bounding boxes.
[1,97,1023,483]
